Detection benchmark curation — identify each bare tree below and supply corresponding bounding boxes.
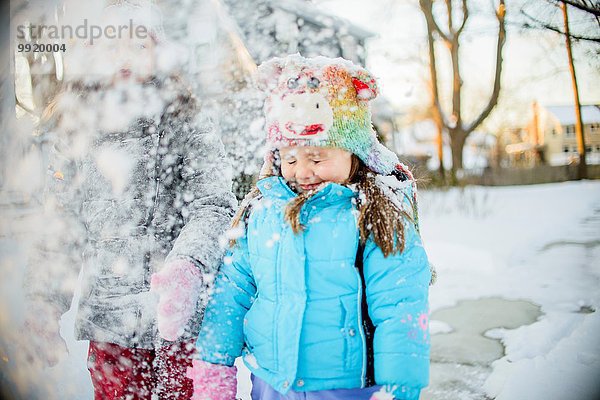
[419,0,507,181]
[521,0,600,43]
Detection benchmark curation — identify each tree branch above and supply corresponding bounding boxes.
[420,0,451,42]
[521,9,600,42]
[555,0,600,16]
[456,0,469,36]
[445,0,454,36]
[466,0,506,134]
[419,0,448,126]
[449,1,465,131]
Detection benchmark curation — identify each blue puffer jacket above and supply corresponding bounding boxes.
[196,176,430,399]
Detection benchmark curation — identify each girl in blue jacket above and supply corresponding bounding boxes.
[186,54,431,400]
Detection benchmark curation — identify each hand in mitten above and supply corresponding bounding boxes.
[23,301,68,367]
[370,385,421,400]
[150,259,203,341]
[186,359,237,400]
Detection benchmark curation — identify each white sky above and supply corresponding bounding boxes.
[317,0,600,127]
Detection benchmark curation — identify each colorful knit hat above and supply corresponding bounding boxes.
[256,54,399,175]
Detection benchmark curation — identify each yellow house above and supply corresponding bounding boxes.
[530,104,600,166]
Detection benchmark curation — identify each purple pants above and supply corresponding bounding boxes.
[250,375,382,400]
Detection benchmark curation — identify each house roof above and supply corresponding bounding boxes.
[268,0,375,40]
[544,105,600,125]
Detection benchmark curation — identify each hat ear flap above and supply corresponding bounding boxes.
[351,69,378,101]
[256,57,285,91]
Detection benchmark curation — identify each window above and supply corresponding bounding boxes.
[564,125,575,136]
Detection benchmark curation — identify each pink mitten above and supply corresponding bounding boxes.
[370,388,396,400]
[150,259,203,341]
[186,359,237,400]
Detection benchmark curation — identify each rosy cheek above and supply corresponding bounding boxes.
[281,165,294,180]
[323,168,341,182]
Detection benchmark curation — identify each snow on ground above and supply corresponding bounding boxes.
[419,180,600,400]
[1,180,599,399]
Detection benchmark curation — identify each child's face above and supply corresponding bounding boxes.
[279,146,353,192]
[83,33,156,84]
[109,34,156,83]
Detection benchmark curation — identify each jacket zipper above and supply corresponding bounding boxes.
[351,209,368,387]
[354,231,376,387]
[355,270,368,387]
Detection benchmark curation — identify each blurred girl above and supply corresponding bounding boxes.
[24,3,236,399]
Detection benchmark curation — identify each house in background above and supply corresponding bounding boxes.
[526,103,600,166]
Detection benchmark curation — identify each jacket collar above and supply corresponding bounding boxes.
[256,176,356,204]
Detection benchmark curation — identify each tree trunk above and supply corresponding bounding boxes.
[434,114,445,182]
[421,0,446,183]
[449,128,467,180]
[562,2,587,179]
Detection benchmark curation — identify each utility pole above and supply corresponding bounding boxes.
[562,2,587,179]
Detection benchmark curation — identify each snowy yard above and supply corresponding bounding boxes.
[1,180,599,399]
[419,180,600,400]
